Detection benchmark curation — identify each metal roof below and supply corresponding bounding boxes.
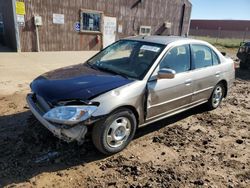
[124,35,191,45]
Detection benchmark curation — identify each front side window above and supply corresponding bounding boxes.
[191,44,213,69]
[159,44,191,73]
[87,40,164,79]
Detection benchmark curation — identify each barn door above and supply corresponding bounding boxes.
[103,16,117,48]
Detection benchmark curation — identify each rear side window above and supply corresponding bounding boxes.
[212,50,220,65]
[159,44,191,73]
[191,44,213,69]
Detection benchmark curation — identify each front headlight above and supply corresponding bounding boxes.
[43,106,97,125]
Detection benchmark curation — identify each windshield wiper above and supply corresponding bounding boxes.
[97,66,130,79]
[86,62,100,71]
[86,62,130,79]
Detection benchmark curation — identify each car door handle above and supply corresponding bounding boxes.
[215,71,221,77]
[185,79,192,86]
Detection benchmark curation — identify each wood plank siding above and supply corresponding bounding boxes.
[18,0,191,52]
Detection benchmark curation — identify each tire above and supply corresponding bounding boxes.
[92,108,137,155]
[207,83,225,110]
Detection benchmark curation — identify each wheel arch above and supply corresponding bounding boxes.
[217,80,228,97]
[109,105,140,128]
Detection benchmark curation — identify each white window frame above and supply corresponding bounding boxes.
[139,26,151,36]
[80,9,103,34]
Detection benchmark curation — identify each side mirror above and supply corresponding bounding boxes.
[157,68,176,79]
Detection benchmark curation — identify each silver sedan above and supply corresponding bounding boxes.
[27,36,235,154]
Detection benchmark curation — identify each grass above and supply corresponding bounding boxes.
[190,36,243,48]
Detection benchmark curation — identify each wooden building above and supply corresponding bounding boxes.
[0,0,192,52]
[190,19,250,40]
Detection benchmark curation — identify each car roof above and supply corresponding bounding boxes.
[124,35,192,45]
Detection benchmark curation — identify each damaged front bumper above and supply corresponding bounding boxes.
[26,94,88,143]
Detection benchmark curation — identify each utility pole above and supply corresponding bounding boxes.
[216,27,221,43]
[243,27,248,42]
[35,25,40,52]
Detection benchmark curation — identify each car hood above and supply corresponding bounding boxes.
[31,64,133,105]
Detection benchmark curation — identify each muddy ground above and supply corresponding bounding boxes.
[0,50,249,187]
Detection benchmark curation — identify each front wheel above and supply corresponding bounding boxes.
[92,108,137,155]
[207,83,225,110]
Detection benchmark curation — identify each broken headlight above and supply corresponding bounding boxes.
[43,105,97,125]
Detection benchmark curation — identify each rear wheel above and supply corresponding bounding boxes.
[207,83,225,110]
[92,108,137,155]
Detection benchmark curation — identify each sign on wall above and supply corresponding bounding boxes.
[118,24,123,33]
[53,14,64,24]
[74,22,80,32]
[16,2,26,15]
[103,16,117,48]
[17,14,25,26]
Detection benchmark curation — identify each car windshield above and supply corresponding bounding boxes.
[86,40,165,80]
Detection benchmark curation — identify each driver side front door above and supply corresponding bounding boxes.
[146,44,193,122]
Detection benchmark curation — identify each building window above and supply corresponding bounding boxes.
[80,9,102,33]
[139,26,151,36]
